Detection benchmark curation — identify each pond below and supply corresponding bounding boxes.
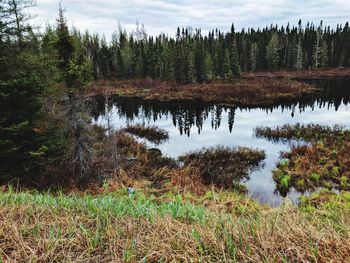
[92,78,350,206]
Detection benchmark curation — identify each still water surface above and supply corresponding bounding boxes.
[93,79,350,206]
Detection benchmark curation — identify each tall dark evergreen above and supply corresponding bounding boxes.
[194,31,206,83]
[0,0,46,181]
[229,24,241,77]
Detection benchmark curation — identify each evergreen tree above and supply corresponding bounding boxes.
[223,49,231,78]
[250,42,258,71]
[295,37,303,70]
[0,0,47,181]
[194,39,206,83]
[204,53,214,81]
[174,27,183,84]
[229,25,241,77]
[320,40,328,68]
[266,33,279,71]
[312,21,323,69]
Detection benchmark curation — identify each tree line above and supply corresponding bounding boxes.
[41,19,350,84]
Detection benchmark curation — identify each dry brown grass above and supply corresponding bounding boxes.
[0,197,349,262]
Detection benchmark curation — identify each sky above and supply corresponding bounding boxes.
[31,0,350,40]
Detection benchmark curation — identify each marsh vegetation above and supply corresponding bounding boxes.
[256,124,350,195]
[123,124,169,144]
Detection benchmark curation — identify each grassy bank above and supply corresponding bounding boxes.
[87,77,317,107]
[0,188,349,262]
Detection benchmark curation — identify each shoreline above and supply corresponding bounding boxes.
[84,68,350,106]
[86,76,319,107]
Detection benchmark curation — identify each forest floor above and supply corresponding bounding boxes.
[86,68,350,107]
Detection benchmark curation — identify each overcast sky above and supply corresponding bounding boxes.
[31,0,350,40]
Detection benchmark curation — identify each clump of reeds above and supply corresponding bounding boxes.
[179,146,265,189]
[124,124,169,144]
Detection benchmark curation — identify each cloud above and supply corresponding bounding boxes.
[31,0,350,40]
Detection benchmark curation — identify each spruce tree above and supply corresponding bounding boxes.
[229,25,241,77]
[250,42,258,71]
[194,40,206,83]
[266,33,280,71]
[0,0,47,181]
[312,21,323,69]
[295,37,303,70]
